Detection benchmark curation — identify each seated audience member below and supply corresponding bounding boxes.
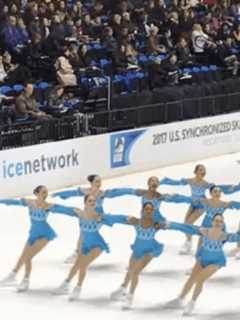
[46,85,65,109]
[2,16,21,51]
[15,83,52,120]
[147,25,166,54]
[176,37,195,66]
[217,37,240,76]
[0,55,7,83]
[54,56,77,86]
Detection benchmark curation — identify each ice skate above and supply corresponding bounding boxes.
[68,285,81,301]
[110,286,126,301]
[166,297,184,309]
[53,281,70,295]
[122,293,133,310]
[17,278,29,293]
[183,300,195,316]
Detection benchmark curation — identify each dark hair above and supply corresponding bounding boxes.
[213,213,223,221]
[87,174,98,183]
[33,185,45,195]
[194,164,205,174]
[84,194,96,203]
[210,185,220,193]
[143,202,154,210]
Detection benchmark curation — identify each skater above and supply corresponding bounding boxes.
[167,214,240,316]
[53,174,136,263]
[110,202,169,310]
[160,164,240,254]
[54,194,131,301]
[0,185,78,292]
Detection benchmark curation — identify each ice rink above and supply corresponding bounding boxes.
[1,152,240,320]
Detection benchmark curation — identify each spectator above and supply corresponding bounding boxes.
[0,55,7,83]
[47,85,65,110]
[2,16,20,51]
[176,37,194,66]
[16,18,30,47]
[147,25,166,54]
[54,56,77,86]
[2,51,31,84]
[161,52,179,85]
[101,26,118,59]
[232,24,240,47]
[15,83,52,120]
[192,23,209,54]
[217,37,240,76]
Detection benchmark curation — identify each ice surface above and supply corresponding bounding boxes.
[1,152,240,319]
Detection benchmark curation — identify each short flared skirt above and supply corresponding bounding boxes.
[27,222,57,246]
[80,232,109,256]
[196,248,226,267]
[131,238,164,260]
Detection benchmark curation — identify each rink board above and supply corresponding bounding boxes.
[1,112,240,198]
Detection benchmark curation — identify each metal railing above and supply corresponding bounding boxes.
[0,91,240,150]
[85,91,240,134]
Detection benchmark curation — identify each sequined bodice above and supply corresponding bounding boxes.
[29,207,49,222]
[201,236,223,252]
[204,205,226,220]
[135,224,157,240]
[190,184,207,199]
[79,217,102,233]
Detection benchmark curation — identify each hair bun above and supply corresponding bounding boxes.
[87,174,98,183]
[33,185,44,195]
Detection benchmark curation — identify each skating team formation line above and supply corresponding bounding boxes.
[2,165,240,316]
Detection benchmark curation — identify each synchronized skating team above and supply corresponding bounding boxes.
[1,165,240,316]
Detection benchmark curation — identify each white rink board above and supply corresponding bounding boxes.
[1,112,240,198]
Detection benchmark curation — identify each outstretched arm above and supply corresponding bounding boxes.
[208,183,240,195]
[159,177,189,186]
[167,222,202,236]
[226,232,240,242]
[161,194,193,204]
[49,204,79,217]
[101,214,132,226]
[0,198,28,207]
[103,188,140,198]
[228,201,240,210]
[53,188,84,199]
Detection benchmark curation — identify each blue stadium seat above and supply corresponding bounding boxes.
[37,82,51,89]
[0,85,12,95]
[13,84,24,93]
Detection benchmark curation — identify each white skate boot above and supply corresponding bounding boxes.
[183,300,195,316]
[166,296,184,309]
[0,271,17,287]
[122,293,133,310]
[53,280,70,295]
[64,252,77,264]
[17,278,29,293]
[179,240,192,255]
[68,285,81,301]
[110,286,126,301]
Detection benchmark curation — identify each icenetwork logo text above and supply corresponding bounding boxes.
[2,149,79,178]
